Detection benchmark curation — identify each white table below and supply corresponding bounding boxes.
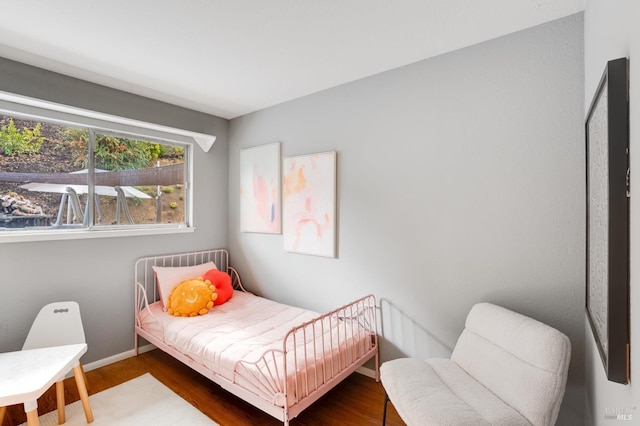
[0,343,93,425]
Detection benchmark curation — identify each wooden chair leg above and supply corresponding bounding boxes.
[0,405,6,426]
[25,408,40,426]
[73,364,94,423]
[382,393,389,426]
[56,381,65,424]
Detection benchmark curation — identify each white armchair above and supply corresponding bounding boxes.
[380,302,571,425]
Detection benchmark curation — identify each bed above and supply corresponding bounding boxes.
[134,248,379,425]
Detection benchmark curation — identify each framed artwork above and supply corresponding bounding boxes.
[283,151,337,257]
[240,142,281,233]
[585,57,629,384]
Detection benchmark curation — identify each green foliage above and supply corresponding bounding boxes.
[63,129,184,171]
[170,202,178,209]
[64,129,156,171]
[159,144,184,159]
[0,119,45,156]
[135,186,157,197]
[146,143,162,160]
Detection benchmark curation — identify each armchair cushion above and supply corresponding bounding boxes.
[380,302,571,426]
[380,358,530,426]
[452,303,571,426]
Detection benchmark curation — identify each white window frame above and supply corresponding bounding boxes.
[0,91,216,244]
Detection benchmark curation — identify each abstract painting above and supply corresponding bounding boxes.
[283,151,336,257]
[240,142,281,233]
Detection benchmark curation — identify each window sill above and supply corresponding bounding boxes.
[0,225,194,244]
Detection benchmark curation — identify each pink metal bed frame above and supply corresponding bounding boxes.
[134,249,379,425]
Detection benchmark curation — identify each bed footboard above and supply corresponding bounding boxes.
[234,294,379,421]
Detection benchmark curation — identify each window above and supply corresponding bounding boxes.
[0,94,211,242]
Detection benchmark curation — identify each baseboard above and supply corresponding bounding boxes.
[356,366,377,379]
[83,344,156,372]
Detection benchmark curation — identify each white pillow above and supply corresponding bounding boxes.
[152,262,217,308]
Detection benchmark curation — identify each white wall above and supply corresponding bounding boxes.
[0,58,230,363]
[584,1,640,424]
[229,14,585,423]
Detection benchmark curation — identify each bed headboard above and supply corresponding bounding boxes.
[134,248,245,308]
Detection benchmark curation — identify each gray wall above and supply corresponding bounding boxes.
[229,14,585,423]
[0,58,229,363]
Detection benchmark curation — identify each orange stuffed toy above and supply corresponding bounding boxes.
[166,277,218,317]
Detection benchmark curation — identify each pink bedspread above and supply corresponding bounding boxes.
[139,291,372,406]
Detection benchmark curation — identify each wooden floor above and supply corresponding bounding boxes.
[2,349,405,426]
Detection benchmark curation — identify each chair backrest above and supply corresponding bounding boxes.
[451,303,571,426]
[22,301,86,350]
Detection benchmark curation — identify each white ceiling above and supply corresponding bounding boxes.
[0,0,584,120]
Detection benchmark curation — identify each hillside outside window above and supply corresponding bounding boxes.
[0,114,190,236]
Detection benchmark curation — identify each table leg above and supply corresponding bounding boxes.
[56,381,65,424]
[79,363,90,393]
[0,405,7,425]
[73,364,94,423]
[25,408,39,426]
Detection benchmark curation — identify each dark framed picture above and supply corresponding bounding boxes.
[585,57,630,384]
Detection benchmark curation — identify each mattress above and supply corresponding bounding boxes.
[138,291,372,406]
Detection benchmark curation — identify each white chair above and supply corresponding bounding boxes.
[380,302,571,426]
[0,301,94,425]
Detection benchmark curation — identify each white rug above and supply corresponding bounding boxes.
[21,373,217,426]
